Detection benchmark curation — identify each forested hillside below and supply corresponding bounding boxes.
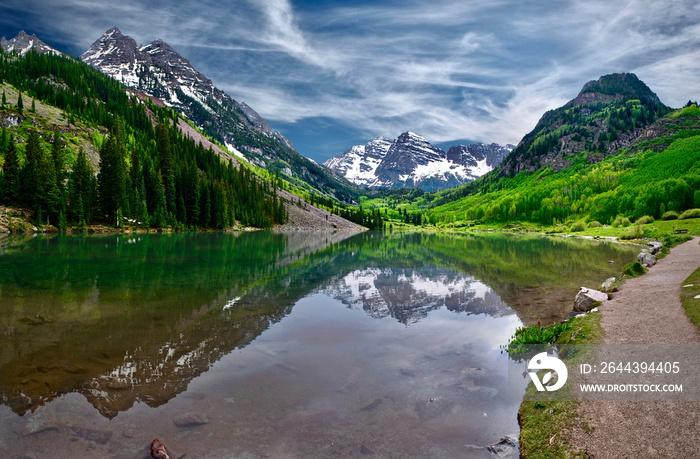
[421,104,700,227]
[0,49,287,230]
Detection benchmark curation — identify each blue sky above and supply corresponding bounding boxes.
[2,0,700,163]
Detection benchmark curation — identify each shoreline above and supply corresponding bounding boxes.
[518,236,700,457]
[567,236,700,458]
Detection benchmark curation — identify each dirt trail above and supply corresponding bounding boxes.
[571,237,700,458]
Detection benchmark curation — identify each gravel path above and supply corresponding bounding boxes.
[570,237,700,458]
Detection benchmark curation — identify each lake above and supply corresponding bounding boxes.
[0,231,639,458]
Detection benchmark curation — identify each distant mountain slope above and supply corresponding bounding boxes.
[1,30,63,56]
[81,28,358,202]
[324,131,512,191]
[499,73,669,177]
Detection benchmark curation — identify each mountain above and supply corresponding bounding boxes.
[80,27,292,149]
[324,131,512,191]
[498,73,669,177]
[325,267,511,325]
[0,39,366,232]
[1,30,62,56]
[81,28,357,202]
[423,74,700,230]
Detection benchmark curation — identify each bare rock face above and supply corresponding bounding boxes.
[573,287,608,313]
[638,251,656,267]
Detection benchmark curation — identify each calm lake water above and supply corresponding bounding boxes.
[0,231,639,458]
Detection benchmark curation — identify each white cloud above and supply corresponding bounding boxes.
[4,0,700,158]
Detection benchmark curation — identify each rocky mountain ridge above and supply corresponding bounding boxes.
[324,131,513,191]
[1,30,62,56]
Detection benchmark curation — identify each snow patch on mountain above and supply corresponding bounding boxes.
[1,30,63,56]
[324,132,513,191]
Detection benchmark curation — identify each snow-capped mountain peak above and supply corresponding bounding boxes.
[324,132,513,191]
[80,27,294,154]
[1,30,63,56]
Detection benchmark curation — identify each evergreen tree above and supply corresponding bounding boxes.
[98,121,127,224]
[151,170,168,228]
[69,148,95,223]
[1,90,6,108]
[183,161,200,225]
[19,130,41,207]
[156,123,176,215]
[17,92,23,113]
[31,98,36,113]
[2,134,20,204]
[51,127,65,185]
[57,190,67,232]
[176,191,186,224]
[199,180,211,227]
[35,145,61,224]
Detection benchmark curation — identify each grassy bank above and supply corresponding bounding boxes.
[516,310,604,458]
[681,262,700,328]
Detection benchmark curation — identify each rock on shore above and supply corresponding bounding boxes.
[573,287,608,313]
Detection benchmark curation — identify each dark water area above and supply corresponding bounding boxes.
[0,231,639,458]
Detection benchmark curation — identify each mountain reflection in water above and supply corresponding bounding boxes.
[0,231,638,424]
[326,267,510,325]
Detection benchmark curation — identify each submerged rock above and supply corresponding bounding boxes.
[23,406,58,436]
[68,426,113,444]
[151,438,171,459]
[360,398,383,412]
[573,287,608,313]
[486,436,518,454]
[173,412,209,427]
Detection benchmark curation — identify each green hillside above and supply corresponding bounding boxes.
[420,105,700,229]
[0,49,287,230]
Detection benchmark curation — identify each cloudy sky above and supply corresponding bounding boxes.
[2,0,700,162]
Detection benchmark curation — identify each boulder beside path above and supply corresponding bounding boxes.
[573,287,608,313]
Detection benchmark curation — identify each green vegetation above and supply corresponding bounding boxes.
[681,265,700,329]
[503,319,574,356]
[679,208,700,220]
[359,103,700,242]
[622,261,646,277]
[0,48,287,229]
[420,131,700,229]
[662,210,679,220]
